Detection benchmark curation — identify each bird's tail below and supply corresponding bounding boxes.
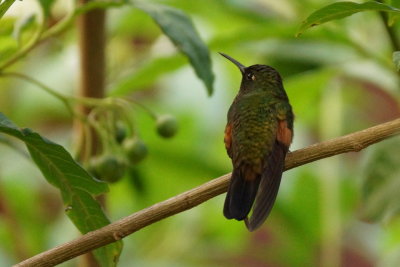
[245,141,287,231]
[223,168,261,221]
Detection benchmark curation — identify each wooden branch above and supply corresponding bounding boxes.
[15,118,400,267]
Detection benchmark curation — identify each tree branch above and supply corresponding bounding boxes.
[15,118,400,267]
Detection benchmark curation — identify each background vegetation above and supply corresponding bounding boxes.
[1,0,400,266]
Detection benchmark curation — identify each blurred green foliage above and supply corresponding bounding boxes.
[1,0,400,266]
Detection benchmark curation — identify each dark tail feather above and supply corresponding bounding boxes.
[245,142,287,231]
[224,169,261,220]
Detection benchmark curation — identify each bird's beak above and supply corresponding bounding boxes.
[219,52,246,75]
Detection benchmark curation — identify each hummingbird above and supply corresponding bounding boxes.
[220,53,294,231]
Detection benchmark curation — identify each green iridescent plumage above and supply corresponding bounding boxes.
[221,53,294,231]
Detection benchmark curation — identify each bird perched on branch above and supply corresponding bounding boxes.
[220,53,294,231]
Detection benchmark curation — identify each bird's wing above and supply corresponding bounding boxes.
[245,119,292,231]
[276,119,293,147]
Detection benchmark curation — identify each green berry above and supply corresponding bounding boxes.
[123,137,148,164]
[115,123,127,144]
[89,154,126,183]
[156,115,178,138]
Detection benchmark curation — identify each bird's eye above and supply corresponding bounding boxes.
[246,72,255,81]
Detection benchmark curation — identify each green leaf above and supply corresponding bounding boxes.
[0,0,16,20]
[297,1,400,36]
[110,55,186,96]
[393,51,400,71]
[0,113,122,266]
[359,138,400,223]
[134,1,215,95]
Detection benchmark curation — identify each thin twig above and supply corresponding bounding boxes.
[14,118,400,267]
[0,72,74,116]
[0,1,125,71]
[376,0,400,52]
[378,12,400,52]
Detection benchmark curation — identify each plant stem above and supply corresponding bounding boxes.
[126,98,158,119]
[76,1,107,265]
[0,1,124,71]
[0,72,130,122]
[377,0,400,51]
[0,25,44,71]
[74,1,107,160]
[0,72,74,116]
[381,13,400,51]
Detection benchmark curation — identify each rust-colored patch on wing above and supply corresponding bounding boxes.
[277,120,293,147]
[224,123,232,155]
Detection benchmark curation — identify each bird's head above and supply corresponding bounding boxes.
[219,53,282,93]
